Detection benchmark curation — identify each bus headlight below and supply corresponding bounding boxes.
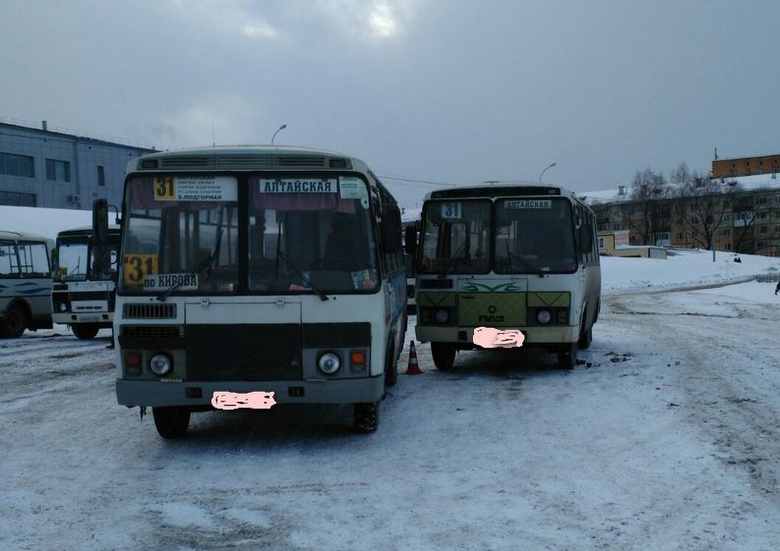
[149,353,173,376]
[536,309,552,324]
[435,309,449,324]
[317,351,341,375]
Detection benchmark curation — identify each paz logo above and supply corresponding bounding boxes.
[462,282,522,292]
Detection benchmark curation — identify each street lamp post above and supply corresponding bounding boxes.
[539,162,557,182]
[271,124,287,145]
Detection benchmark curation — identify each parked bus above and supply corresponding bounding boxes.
[409,182,600,370]
[94,145,407,438]
[0,230,54,337]
[51,225,120,339]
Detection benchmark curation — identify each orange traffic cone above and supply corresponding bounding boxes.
[406,340,422,374]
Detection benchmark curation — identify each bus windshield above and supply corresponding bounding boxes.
[55,237,89,281]
[120,174,378,294]
[418,197,577,275]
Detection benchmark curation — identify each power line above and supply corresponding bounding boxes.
[376,172,456,187]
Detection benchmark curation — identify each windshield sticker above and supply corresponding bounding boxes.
[259,178,338,193]
[154,176,238,202]
[339,177,368,200]
[504,199,552,209]
[143,273,199,291]
[440,202,462,219]
[123,253,158,286]
[351,269,377,290]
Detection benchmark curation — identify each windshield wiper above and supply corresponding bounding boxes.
[506,241,545,278]
[276,250,330,301]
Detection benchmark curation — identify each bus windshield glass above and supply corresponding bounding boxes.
[119,174,378,294]
[494,198,576,274]
[55,237,89,281]
[418,197,577,275]
[418,199,491,274]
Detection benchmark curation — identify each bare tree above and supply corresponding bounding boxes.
[671,163,735,250]
[628,168,668,245]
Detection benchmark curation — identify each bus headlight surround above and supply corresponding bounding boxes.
[435,308,449,324]
[536,309,552,325]
[317,351,341,375]
[149,353,173,376]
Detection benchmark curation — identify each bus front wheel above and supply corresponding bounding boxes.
[431,342,456,371]
[72,323,100,340]
[353,402,379,433]
[152,406,191,439]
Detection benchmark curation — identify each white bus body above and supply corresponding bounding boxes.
[0,230,54,337]
[413,182,601,369]
[102,146,407,438]
[52,225,120,339]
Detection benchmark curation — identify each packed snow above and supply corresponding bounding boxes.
[2,249,780,550]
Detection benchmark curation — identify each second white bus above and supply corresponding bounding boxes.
[409,182,601,369]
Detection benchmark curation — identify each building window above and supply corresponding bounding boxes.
[97,165,105,186]
[46,159,71,182]
[0,152,35,178]
[0,190,36,206]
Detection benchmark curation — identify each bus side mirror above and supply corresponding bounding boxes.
[578,225,593,253]
[93,199,109,245]
[404,225,418,256]
[381,205,403,254]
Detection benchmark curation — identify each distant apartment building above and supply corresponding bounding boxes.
[583,157,780,257]
[712,153,780,179]
[0,120,156,210]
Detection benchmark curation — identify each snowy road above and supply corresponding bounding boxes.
[3,282,780,550]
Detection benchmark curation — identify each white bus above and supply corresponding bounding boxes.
[0,230,54,337]
[409,182,601,369]
[51,224,120,339]
[95,145,407,438]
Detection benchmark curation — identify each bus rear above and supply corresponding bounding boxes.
[413,183,600,369]
[105,146,407,438]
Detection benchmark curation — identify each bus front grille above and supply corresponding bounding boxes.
[123,303,177,319]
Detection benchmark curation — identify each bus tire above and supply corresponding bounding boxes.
[578,324,592,350]
[152,406,191,439]
[72,323,100,340]
[431,342,456,371]
[2,304,28,338]
[384,341,398,387]
[558,344,577,369]
[353,402,379,433]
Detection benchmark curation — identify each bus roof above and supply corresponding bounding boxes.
[423,181,582,202]
[0,229,53,243]
[126,145,371,175]
[56,226,121,239]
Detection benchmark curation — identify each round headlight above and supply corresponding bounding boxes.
[149,353,172,376]
[434,309,449,324]
[317,352,341,375]
[59,302,68,312]
[536,309,552,324]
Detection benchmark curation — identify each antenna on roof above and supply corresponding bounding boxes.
[714,147,718,160]
[212,123,216,146]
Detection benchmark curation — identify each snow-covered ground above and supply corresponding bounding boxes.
[3,250,780,550]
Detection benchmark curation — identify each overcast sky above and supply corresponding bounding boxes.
[2,0,778,208]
